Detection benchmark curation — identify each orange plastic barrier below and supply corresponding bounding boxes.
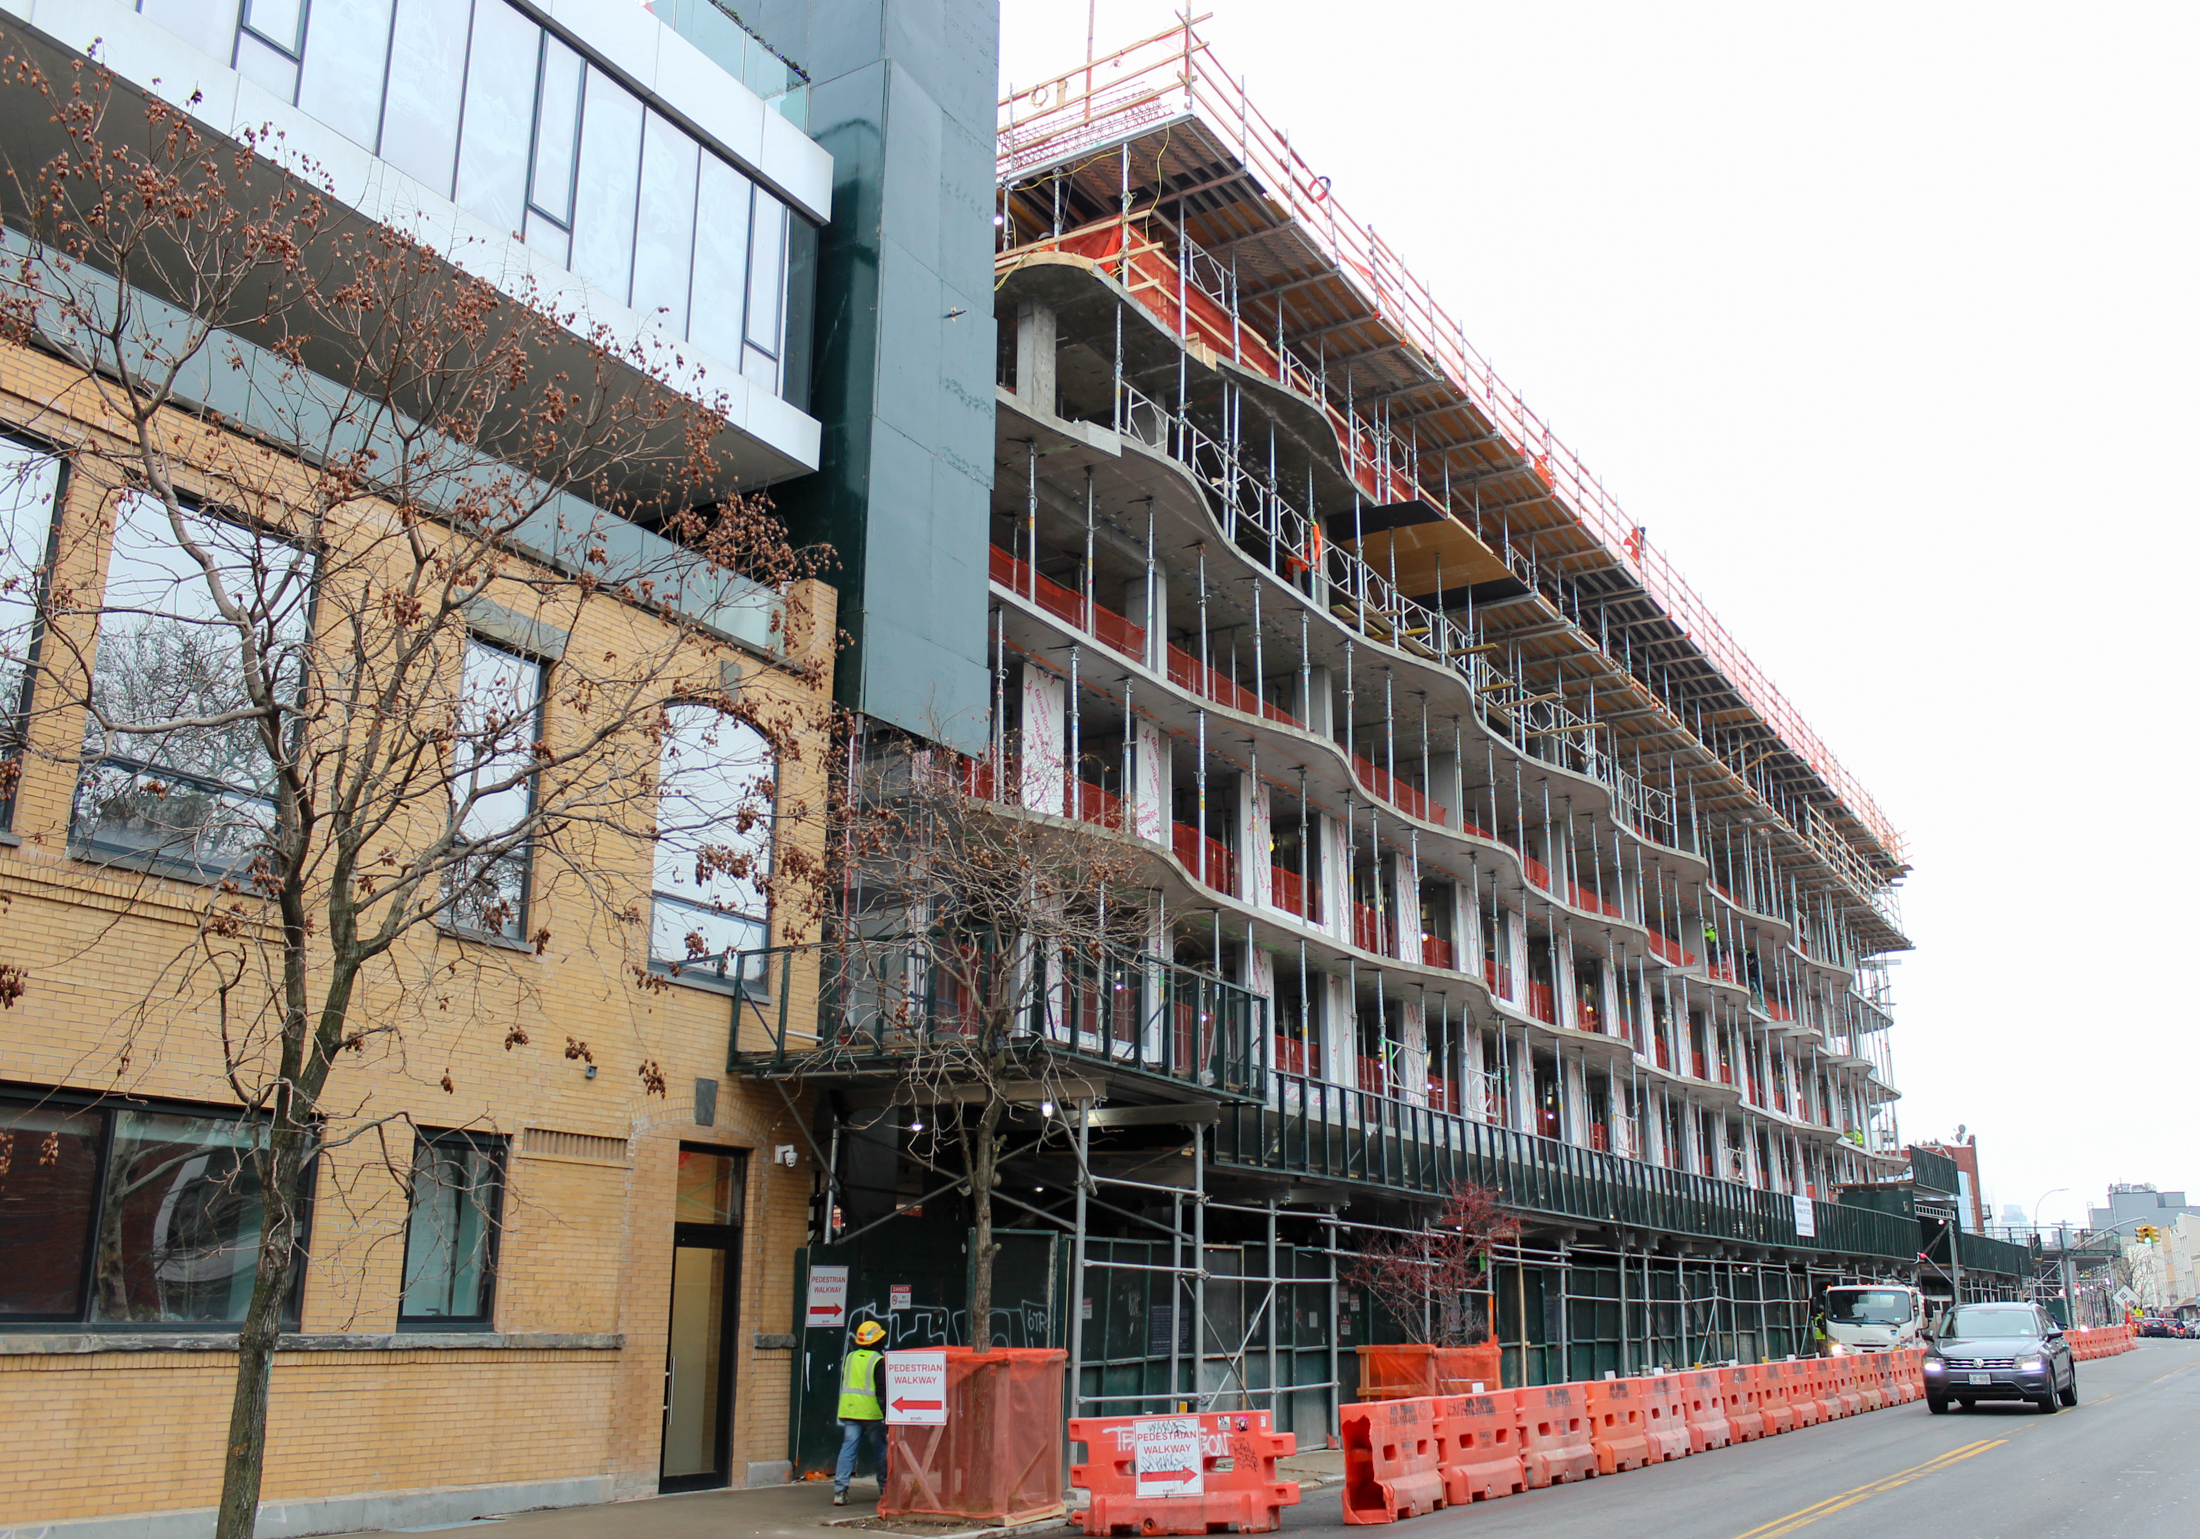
[1070,1409,1299,1537]
[1340,1397,1446,1525]
[1583,1378,1652,1474]
[1721,1366,1767,1443]
[1679,1371,1732,1452]
[1513,1384,1598,1488]
[1892,1348,1924,1403]
[1806,1357,1844,1421]
[1855,1354,1888,1413]
[1837,1354,1867,1418]
[1354,1345,1502,1400]
[1637,1375,1693,1463]
[885,1348,1066,1525]
[1759,1362,1799,1435]
[1431,1392,1526,1505]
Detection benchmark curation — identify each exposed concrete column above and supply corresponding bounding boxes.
[1325,974,1354,1088]
[1552,931,1577,1029]
[1399,997,1428,1106]
[1506,913,1530,1010]
[1392,855,1421,964]
[1239,771,1270,908]
[1127,567,1169,675]
[1321,813,1352,948]
[1453,882,1477,976]
[1426,749,1461,831]
[1296,664,1335,739]
[1019,666,1066,816]
[1015,298,1058,416]
[1131,716,1169,843]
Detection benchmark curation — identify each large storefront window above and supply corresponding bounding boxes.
[0,1094,305,1328]
[130,0,817,407]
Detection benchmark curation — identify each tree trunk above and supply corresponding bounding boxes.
[214,1122,310,1539]
[969,1098,1002,1353]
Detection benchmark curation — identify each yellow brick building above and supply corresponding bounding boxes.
[0,327,834,1529]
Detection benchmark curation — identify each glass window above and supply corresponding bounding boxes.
[570,66,643,304]
[453,0,540,238]
[523,32,586,266]
[296,0,395,149]
[0,1095,305,1328]
[380,0,472,197]
[687,156,753,367]
[398,1130,503,1324]
[742,191,788,393]
[674,1147,745,1225]
[90,1110,270,1324]
[650,704,773,985]
[447,637,544,940]
[72,494,314,878]
[0,440,61,826]
[0,1101,102,1320]
[234,0,304,103]
[632,109,700,337]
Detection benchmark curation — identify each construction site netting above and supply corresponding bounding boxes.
[1355,1344,1504,1400]
[882,1348,1068,1524]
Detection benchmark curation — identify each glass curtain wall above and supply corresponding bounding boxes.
[130,0,816,406]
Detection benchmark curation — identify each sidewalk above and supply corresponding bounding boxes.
[324,1451,1346,1539]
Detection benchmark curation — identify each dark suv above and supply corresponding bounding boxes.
[1923,1303,2077,1414]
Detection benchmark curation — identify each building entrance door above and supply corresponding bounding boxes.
[661,1146,746,1493]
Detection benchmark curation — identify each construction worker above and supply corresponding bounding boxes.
[833,1320,889,1506]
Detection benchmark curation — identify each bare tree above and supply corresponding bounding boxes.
[1345,1182,1519,1347]
[0,61,827,1538]
[782,731,1159,1348]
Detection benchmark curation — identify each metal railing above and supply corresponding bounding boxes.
[1218,1070,1922,1261]
[731,936,1267,1101]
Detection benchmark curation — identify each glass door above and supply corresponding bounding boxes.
[661,1146,746,1492]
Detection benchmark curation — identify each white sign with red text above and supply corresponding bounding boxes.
[885,1350,948,1424]
[1130,1417,1204,1497]
[804,1265,848,1327]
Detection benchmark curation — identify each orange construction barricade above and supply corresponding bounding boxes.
[1680,1371,1731,1453]
[1638,1375,1693,1463]
[1806,1356,1844,1421]
[1832,1354,1865,1418]
[1894,1348,1924,1403]
[1759,1362,1798,1435]
[1432,1392,1526,1505]
[1340,1397,1445,1525]
[1584,1378,1652,1474]
[1513,1384,1598,1488]
[1856,1353,1889,1413]
[1070,1410,1300,1537]
[1722,1366,1767,1443]
[885,1348,1066,1525]
[1354,1346,1438,1401]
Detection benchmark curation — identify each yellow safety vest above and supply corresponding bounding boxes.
[838,1348,884,1419]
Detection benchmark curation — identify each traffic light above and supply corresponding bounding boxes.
[2137,1224,2162,1244]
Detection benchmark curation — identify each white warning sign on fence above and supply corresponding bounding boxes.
[805,1265,849,1327]
[1130,1416,1204,1497]
[885,1350,948,1424]
[1792,1193,1816,1238]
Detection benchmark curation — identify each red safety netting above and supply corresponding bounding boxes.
[883,1348,1067,1524]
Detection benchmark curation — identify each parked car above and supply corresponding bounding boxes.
[1923,1302,2077,1414]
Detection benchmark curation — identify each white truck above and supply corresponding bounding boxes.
[1819,1284,1930,1353]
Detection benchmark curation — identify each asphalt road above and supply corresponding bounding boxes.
[1284,1340,2200,1539]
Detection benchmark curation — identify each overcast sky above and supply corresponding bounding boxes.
[1001,1,2200,1229]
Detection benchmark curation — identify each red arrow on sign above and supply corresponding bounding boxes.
[892,1397,944,1413]
[807,1306,841,1317]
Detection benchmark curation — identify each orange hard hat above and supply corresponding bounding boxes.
[854,1320,886,1345]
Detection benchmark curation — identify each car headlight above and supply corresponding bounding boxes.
[1829,1342,1847,1356]
[2018,1356,2046,1373]
[1922,1358,1946,1374]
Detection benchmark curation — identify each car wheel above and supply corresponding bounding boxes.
[1927,1395,1949,1415]
[2035,1386,2059,1415]
[2059,1375,2078,1407]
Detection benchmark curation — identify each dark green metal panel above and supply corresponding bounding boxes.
[742,0,1000,753]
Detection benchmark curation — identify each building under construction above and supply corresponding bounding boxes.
[738,17,2029,1465]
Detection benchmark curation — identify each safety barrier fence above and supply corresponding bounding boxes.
[1319,1351,1930,1525]
[2064,1326,2136,1360]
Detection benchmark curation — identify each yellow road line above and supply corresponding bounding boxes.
[1729,1440,2006,1539]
